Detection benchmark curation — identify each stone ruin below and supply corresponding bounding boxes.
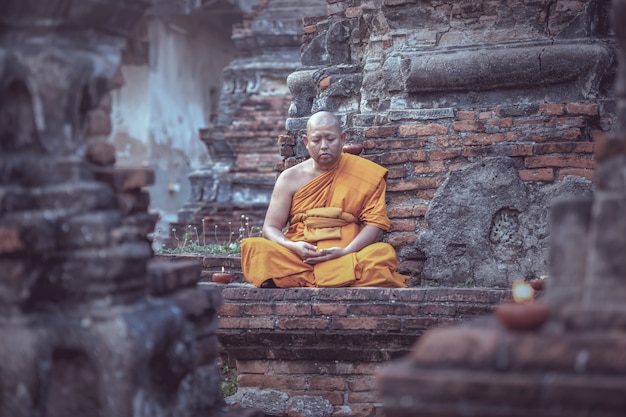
[0,1,256,416]
[279,0,616,287]
[377,0,626,415]
[171,0,327,245]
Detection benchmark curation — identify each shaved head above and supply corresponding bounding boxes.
[306,111,341,135]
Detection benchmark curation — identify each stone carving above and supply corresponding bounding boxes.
[419,157,593,287]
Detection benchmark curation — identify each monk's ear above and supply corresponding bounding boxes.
[302,135,309,146]
[341,132,347,141]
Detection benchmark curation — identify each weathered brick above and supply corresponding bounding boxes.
[278,317,330,330]
[309,375,346,390]
[312,303,348,316]
[518,168,555,182]
[331,317,401,331]
[456,110,475,120]
[347,376,377,392]
[430,148,463,160]
[566,102,599,115]
[487,117,514,128]
[558,168,594,181]
[453,120,485,132]
[463,133,506,146]
[414,161,446,175]
[535,142,593,154]
[235,360,270,374]
[219,317,275,329]
[525,155,595,169]
[399,123,448,136]
[387,204,428,218]
[387,232,418,247]
[434,135,463,147]
[365,126,398,138]
[391,218,416,232]
[539,103,565,115]
[387,177,445,192]
[365,138,428,149]
[380,150,426,164]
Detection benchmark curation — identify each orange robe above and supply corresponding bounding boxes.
[241,153,409,288]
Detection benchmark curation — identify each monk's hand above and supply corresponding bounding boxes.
[292,241,319,260]
[303,247,346,264]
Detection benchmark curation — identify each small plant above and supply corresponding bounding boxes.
[156,214,261,256]
[219,362,238,398]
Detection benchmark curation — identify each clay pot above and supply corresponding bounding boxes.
[529,278,545,291]
[342,143,363,155]
[212,272,233,284]
[495,301,550,331]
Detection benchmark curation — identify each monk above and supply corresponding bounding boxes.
[241,111,409,288]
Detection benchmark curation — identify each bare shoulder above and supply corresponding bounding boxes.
[275,160,313,193]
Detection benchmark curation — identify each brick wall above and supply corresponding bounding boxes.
[212,285,510,416]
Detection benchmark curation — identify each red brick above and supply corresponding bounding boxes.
[303,24,317,34]
[415,190,437,199]
[331,317,401,331]
[309,375,346,390]
[566,102,599,115]
[387,232,418,247]
[430,148,463,160]
[478,111,493,119]
[278,317,330,330]
[235,360,269,374]
[386,165,407,178]
[399,123,448,136]
[389,219,416,232]
[414,161,446,175]
[347,390,379,404]
[539,103,565,115]
[364,138,427,149]
[402,316,440,330]
[387,177,445,192]
[238,374,304,389]
[456,110,475,120]
[487,117,513,128]
[452,120,485,132]
[219,317,275,329]
[518,168,555,182]
[558,168,594,181]
[387,205,428,218]
[312,303,348,316]
[433,135,463,147]
[535,142,593,154]
[365,126,397,138]
[380,150,426,164]
[348,376,377,391]
[525,155,595,169]
[348,303,421,316]
[463,133,506,145]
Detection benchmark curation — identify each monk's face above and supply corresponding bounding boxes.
[304,121,346,170]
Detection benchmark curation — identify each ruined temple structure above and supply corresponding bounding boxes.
[0,1,258,416]
[170,0,328,245]
[281,0,616,287]
[377,0,626,415]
